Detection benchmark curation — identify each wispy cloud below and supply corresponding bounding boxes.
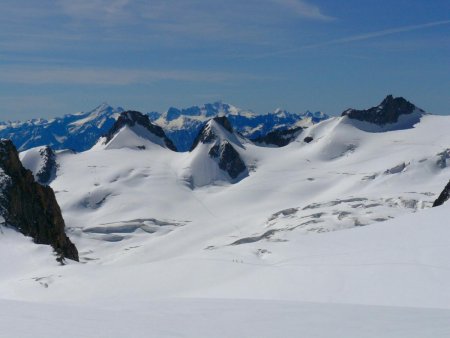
[320,20,450,45]
[58,0,132,22]
[0,66,262,85]
[254,19,450,58]
[270,0,334,21]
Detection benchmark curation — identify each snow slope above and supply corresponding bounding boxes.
[1,113,450,337]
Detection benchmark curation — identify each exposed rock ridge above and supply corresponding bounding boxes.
[36,146,57,185]
[252,126,303,147]
[342,95,424,125]
[0,140,78,261]
[433,180,450,207]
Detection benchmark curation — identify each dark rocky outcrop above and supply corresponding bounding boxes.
[208,141,247,179]
[342,95,424,125]
[0,140,78,262]
[104,111,177,151]
[303,136,314,143]
[433,180,450,207]
[252,127,303,147]
[36,146,57,185]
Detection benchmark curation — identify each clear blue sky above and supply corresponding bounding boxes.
[0,0,449,120]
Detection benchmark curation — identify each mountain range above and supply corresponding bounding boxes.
[0,102,328,152]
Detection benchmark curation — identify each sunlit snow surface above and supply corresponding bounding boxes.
[2,114,450,337]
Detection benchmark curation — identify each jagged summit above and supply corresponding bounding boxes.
[342,95,425,126]
[100,111,177,151]
[190,116,242,152]
[0,140,78,261]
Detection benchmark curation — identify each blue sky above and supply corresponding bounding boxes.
[0,0,449,119]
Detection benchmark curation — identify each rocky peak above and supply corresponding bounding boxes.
[190,116,235,151]
[104,111,177,151]
[189,116,248,183]
[342,95,424,125]
[433,180,450,207]
[0,140,78,262]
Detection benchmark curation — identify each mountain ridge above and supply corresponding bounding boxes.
[0,102,328,153]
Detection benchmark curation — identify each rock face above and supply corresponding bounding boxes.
[342,95,424,125]
[0,140,78,261]
[433,180,450,207]
[252,127,303,147]
[104,111,177,151]
[36,146,57,185]
[208,141,247,179]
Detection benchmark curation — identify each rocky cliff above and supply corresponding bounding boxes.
[0,140,78,262]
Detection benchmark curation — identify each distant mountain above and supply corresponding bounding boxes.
[0,103,124,152]
[0,102,327,153]
[149,102,328,151]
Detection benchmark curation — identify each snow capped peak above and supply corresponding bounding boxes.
[93,102,113,112]
[163,101,250,121]
[183,115,249,187]
[190,116,243,152]
[97,111,177,151]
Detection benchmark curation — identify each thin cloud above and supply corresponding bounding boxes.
[270,0,334,21]
[323,20,450,45]
[0,66,262,85]
[254,19,450,58]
